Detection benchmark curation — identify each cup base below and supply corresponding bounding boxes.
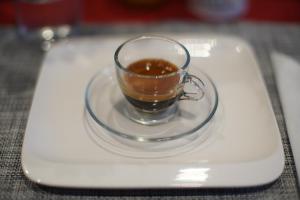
[123,102,178,125]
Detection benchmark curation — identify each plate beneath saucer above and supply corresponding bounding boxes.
[22,34,284,188]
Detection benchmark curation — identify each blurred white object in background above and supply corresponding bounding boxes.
[188,0,248,22]
[272,52,300,185]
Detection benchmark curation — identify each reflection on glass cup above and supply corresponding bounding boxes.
[115,35,205,125]
[16,0,81,45]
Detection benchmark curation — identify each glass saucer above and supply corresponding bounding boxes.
[85,66,218,149]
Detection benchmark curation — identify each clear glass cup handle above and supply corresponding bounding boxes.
[179,73,205,101]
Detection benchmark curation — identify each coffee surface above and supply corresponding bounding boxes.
[127,59,179,76]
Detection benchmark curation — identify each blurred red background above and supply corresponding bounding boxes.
[1,0,300,25]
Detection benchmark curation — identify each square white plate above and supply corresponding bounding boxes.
[22,34,284,188]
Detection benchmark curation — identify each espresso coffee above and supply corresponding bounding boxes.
[121,59,180,112]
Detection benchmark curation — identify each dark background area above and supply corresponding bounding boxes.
[1,0,300,25]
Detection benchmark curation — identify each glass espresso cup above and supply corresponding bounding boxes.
[115,35,205,125]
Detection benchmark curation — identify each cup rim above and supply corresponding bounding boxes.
[114,35,191,79]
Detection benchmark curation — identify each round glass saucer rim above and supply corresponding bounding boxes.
[84,69,219,143]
